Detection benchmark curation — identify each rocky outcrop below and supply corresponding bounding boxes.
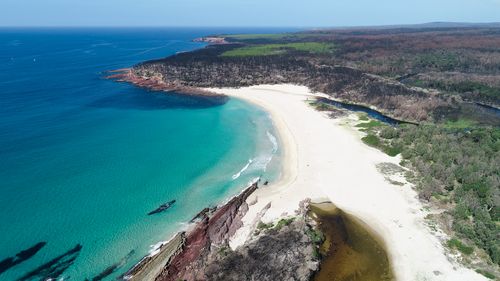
[155,183,258,281]
[123,182,258,281]
[193,37,228,44]
[123,233,185,281]
[124,182,323,281]
[204,219,320,281]
[105,68,228,104]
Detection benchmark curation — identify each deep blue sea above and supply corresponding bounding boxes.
[0,28,289,280]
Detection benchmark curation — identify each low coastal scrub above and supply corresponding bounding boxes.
[356,120,383,129]
[354,116,499,268]
[476,269,497,280]
[309,100,338,111]
[362,134,381,146]
[275,218,295,230]
[372,124,499,268]
[205,217,321,281]
[257,217,296,232]
[360,126,403,157]
[257,221,273,231]
[409,79,500,105]
[447,238,474,255]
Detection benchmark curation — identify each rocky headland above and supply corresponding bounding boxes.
[123,181,323,281]
[106,68,228,104]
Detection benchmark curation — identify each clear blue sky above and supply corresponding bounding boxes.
[2,0,500,27]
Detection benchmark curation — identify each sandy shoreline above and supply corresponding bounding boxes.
[209,84,487,281]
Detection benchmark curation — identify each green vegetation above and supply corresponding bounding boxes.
[362,134,381,146]
[224,33,291,40]
[356,120,383,129]
[309,100,338,111]
[372,124,500,265]
[306,228,325,244]
[275,218,295,230]
[257,221,273,230]
[306,227,325,259]
[221,45,286,57]
[411,80,500,103]
[381,145,403,157]
[221,42,335,57]
[359,121,402,157]
[217,246,231,257]
[362,133,402,157]
[476,269,497,279]
[444,118,478,129]
[358,114,369,121]
[257,217,296,232]
[414,51,463,71]
[447,238,474,255]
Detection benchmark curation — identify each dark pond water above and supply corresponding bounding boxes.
[316,97,409,126]
[310,202,394,281]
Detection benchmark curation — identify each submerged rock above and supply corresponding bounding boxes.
[18,244,82,281]
[0,242,47,275]
[148,200,176,215]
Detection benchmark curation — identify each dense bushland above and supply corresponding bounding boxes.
[379,125,500,264]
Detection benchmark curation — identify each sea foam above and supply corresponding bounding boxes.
[232,159,253,180]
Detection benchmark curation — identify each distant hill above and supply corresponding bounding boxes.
[321,22,500,30]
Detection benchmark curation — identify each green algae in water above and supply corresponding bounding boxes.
[310,202,394,281]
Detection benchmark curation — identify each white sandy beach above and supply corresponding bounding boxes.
[209,85,486,281]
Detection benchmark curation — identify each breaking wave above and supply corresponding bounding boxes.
[267,131,278,153]
[232,159,253,180]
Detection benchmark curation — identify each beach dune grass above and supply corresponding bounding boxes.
[221,42,335,57]
[361,134,381,146]
[447,238,474,255]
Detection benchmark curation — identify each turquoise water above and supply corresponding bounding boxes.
[0,28,286,280]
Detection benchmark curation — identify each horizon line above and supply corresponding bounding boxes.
[1,21,500,30]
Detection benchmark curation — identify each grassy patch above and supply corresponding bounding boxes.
[362,134,381,146]
[275,218,295,230]
[362,134,402,156]
[444,119,477,129]
[447,238,474,255]
[221,42,335,57]
[382,145,403,157]
[476,269,496,279]
[221,45,286,57]
[224,33,290,40]
[356,120,383,129]
[358,114,369,121]
[257,221,273,230]
[309,100,337,111]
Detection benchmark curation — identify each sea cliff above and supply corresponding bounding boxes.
[123,181,323,281]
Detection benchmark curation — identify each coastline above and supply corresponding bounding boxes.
[208,84,487,281]
[105,68,227,100]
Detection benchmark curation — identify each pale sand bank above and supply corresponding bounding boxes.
[209,85,486,281]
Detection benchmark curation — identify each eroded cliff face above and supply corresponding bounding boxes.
[124,182,322,281]
[155,184,257,281]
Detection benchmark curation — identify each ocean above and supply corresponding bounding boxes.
[0,28,289,280]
